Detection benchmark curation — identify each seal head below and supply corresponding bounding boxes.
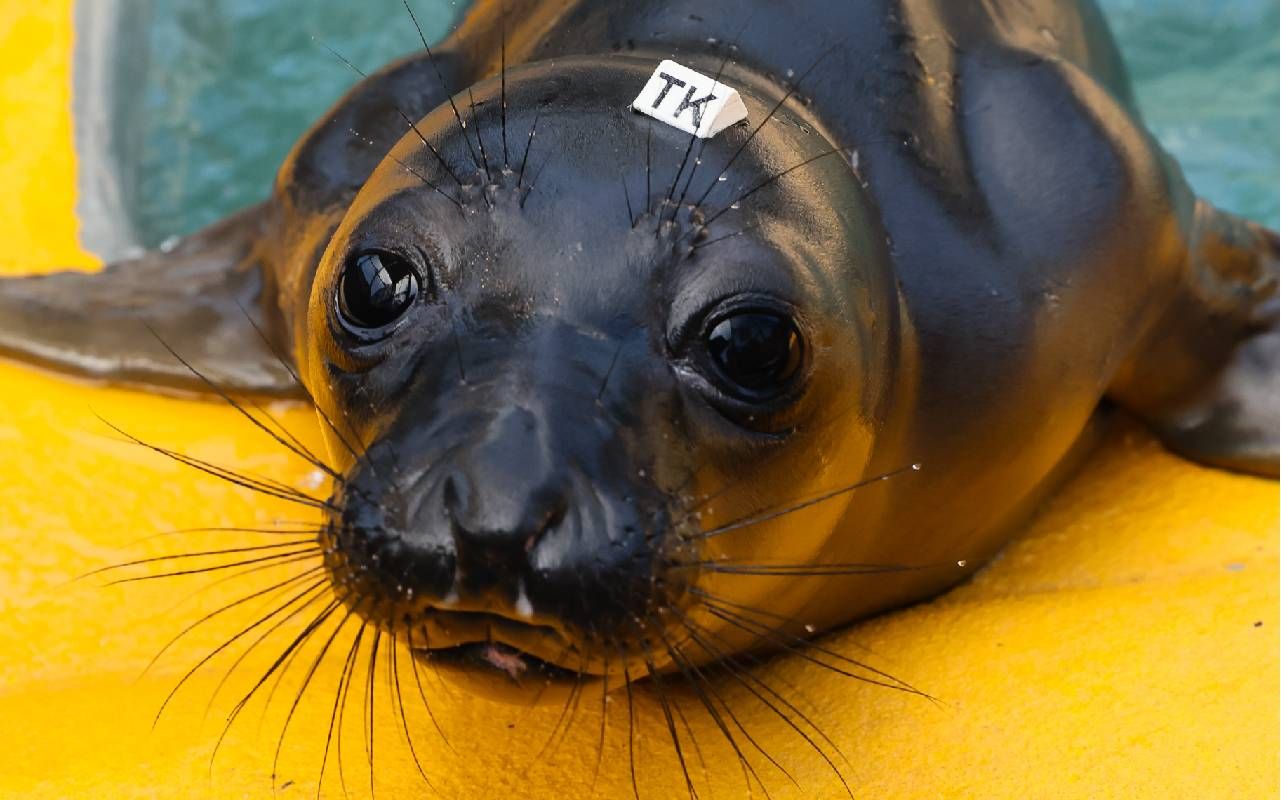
[302,57,894,699]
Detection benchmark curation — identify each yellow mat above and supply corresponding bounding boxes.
[0,4,1276,798]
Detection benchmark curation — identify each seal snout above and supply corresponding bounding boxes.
[322,378,689,692]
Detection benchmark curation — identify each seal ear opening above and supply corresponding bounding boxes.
[0,203,301,398]
[1110,200,1279,478]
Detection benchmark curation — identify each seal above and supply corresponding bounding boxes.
[1,0,1276,703]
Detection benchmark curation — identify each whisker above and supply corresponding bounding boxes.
[209,581,332,719]
[622,171,635,227]
[407,637,454,750]
[694,146,851,234]
[654,626,779,799]
[328,622,368,800]
[390,631,441,792]
[208,585,335,770]
[694,562,922,577]
[231,300,369,472]
[83,541,313,580]
[95,415,335,511]
[500,1,510,168]
[347,127,465,212]
[401,0,484,171]
[691,37,847,213]
[364,628,382,800]
[106,548,319,586]
[162,551,323,628]
[154,578,327,727]
[590,652,610,797]
[272,603,356,795]
[468,87,493,183]
[701,601,933,699]
[697,463,921,539]
[672,611,853,798]
[315,38,465,190]
[126,525,324,548]
[140,328,345,481]
[517,110,542,189]
[638,644,699,800]
[622,663,640,800]
[142,564,324,678]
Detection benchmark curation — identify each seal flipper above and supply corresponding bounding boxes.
[1110,200,1279,477]
[0,203,301,397]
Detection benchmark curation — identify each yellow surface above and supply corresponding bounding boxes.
[0,3,1277,798]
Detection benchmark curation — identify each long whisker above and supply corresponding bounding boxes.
[315,38,465,190]
[517,110,542,189]
[96,415,335,511]
[691,37,846,213]
[697,463,921,539]
[154,577,327,727]
[142,564,324,678]
[106,548,319,587]
[272,602,356,795]
[401,0,484,171]
[231,300,369,471]
[329,622,368,800]
[364,628,382,800]
[407,638,454,750]
[590,652,611,797]
[500,1,510,168]
[701,601,933,699]
[672,611,853,798]
[141,328,345,481]
[83,541,313,580]
[208,585,335,770]
[390,631,441,792]
[208,581,332,721]
[653,625,779,799]
[347,127,465,212]
[622,663,641,800]
[468,87,493,183]
[639,644,699,800]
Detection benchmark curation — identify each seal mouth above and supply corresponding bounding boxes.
[417,609,586,685]
[426,641,581,684]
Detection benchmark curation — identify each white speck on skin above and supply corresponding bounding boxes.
[515,580,534,619]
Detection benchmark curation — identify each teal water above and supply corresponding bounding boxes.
[126,0,1278,246]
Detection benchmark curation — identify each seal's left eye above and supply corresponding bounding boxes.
[337,251,420,332]
[705,310,804,400]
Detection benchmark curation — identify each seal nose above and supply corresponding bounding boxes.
[445,406,569,586]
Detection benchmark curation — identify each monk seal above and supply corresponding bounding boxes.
[1,0,1276,706]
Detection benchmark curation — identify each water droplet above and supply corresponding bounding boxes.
[957,560,968,568]
[911,463,922,471]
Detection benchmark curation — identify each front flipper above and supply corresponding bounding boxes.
[1111,199,1278,477]
[0,203,301,397]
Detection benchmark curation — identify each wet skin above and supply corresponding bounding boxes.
[0,0,1275,701]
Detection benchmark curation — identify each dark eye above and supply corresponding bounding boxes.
[337,251,420,332]
[705,310,804,399]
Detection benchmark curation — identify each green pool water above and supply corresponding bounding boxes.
[98,0,1278,249]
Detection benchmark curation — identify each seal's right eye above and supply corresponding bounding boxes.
[336,251,420,333]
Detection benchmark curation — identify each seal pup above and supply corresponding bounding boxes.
[0,0,1276,708]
